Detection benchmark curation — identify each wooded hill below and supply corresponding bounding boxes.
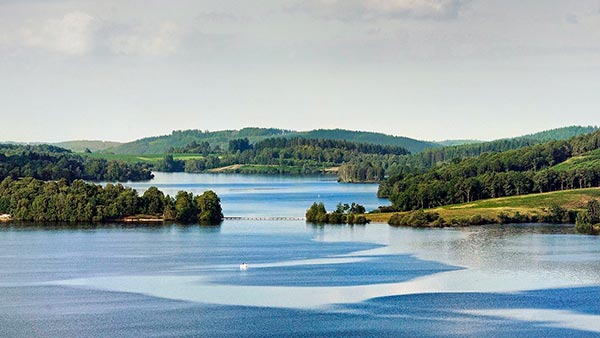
[100,128,439,155]
[391,125,598,171]
[379,129,600,211]
[0,144,153,182]
[153,137,410,179]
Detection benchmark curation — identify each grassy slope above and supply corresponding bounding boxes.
[550,148,600,172]
[54,140,123,152]
[367,187,600,223]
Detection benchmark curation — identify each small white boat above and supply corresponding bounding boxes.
[239,263,248,270]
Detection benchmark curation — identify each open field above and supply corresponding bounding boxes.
[551,148,600,171]
[366,187,600,223]
[208,164,333,175]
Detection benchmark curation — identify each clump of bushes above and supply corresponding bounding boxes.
[575,199,600,235]
[389,210,444,227]
[305,202,369,225]
[389,210,498,228]
[542,204,577,224]
[497,211,538,224]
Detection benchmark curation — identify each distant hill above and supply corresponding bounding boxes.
[293,129,439,153]
[395,125,600,170]
[104,128,439,154]
[54,140,123,153]
[435,139,482,147]
[67,125,598,156]
[515,125,598,142]
[106,128,292,154]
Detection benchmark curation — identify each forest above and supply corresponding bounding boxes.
[103,127,436,154]
[154,137,409,178]
[379,129,600,211]
[0,177,223,224]
[0,144,153,182]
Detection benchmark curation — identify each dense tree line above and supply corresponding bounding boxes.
[0,177,223,224]
[338,162,385,182]
[254,138,409,156]
[516,125,598,143]
[229,138,254,153]
[153,137,410,177]
[168,141,216,155]
[380,130,600,211]
[0,144,153,182]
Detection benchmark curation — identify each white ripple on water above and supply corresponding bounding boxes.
[49,269,596,310]
[46,225,600,333]
[460,309,600,333]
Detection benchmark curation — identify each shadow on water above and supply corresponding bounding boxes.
[0,221,222,233]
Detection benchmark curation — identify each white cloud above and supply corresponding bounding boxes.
[0,11,183,57]
[108,22,182,56]
[18,11,96,55]
[295,0,465,21]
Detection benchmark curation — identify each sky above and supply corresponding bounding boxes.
[0,0,599,143]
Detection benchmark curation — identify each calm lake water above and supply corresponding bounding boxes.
[1,173,600,337]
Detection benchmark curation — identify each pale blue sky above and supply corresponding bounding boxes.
[0,0,599,142]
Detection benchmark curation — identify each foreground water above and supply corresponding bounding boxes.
[1,173,600,337]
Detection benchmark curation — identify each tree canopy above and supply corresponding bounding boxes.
[0,144,153,182]
[380,129,600,211]
[0,177,223,224]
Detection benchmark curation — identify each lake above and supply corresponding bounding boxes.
[123,172,388,217]
[1,173,600,337]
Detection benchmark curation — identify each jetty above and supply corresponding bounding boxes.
[224,216,305,221]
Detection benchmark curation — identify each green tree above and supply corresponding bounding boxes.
[194,190,223,224]
[174,191,198,223]
[141,187,165,214]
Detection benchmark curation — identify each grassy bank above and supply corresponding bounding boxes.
[366,187,600,224]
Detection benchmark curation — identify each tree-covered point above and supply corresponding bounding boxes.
[0,177,223,224]
[0,144,153,182]
[380,129,600,212]
[305,202,369,224]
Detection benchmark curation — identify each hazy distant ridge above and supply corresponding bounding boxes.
[54,140,123,153]
[103,128,438,154]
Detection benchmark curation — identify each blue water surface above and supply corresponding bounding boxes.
[1,173,599,337]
